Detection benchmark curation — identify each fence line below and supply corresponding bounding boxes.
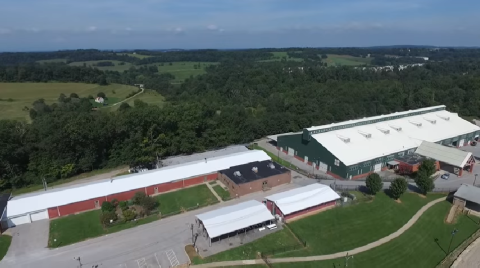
[330,184,459,194]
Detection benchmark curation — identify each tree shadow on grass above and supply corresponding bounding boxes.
[434,238,447,255]
[383,188,394,199]
[408,184,422,194]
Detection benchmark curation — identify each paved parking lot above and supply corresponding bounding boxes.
[114,248,183,268]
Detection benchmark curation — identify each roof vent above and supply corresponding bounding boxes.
[234,171,241,177]
[268,163,275,169]
[389,125,402,131]
[377,127,390,134]
[358,130,372,139]
[337,135,350,143]
[409,120,422,127]
[252,167,258,173]
[437,114,450,121]
[424,118,436,124]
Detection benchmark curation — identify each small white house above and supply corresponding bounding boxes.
[95,97,104,104]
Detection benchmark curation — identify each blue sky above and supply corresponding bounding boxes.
[0,0,479,51]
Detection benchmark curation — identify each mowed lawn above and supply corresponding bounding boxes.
[114,89,165,109]
[279,192,444,257]
[193,229,300,264]
[0,235,12,261]
[69,60,134,72]
[271,201,480,268]
[0,82,139,121]
[212,185,231,201]
[156,184,218,215]
[153,62,218,83]
[49,184,219,247]
[322,54,372,66]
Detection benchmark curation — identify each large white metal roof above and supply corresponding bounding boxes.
[7,150,271,218]
[196,200,274,238]
[265,183,340,215]
[310,108,479,166]
[415,141,473,167]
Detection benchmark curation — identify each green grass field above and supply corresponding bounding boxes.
[193,229,300,264]
[113,89,165,110]
[37,58,67,64]
[150,62,217,83]
[322,54,372,66]
[156,184,218,215]
[279,193,443,257]
[271,201,480,268]
[259,51,303,62]
[68,60,134,72]
[196,192,445,263]
[0,82,139,121]
[0,235,12,261]
[48,185,218,247]
[117,53,152,59]
[212,185,231,201]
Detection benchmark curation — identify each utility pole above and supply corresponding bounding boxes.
[474,174,478,187]
[191,224,194,243]
[448,229,459,254]
[42,177,47,191]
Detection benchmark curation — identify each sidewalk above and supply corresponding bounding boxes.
[191,197,446,267]
[206,182,223,203]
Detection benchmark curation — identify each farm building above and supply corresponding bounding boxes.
[274,105,480,179]
[1,150,270,228]
[393,154,440,175]
[265,184,340,222]
[195,200,275,245]
[453,184,480,215]
[218,160,291,197]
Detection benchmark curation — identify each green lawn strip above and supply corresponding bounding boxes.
[0,235,12,261]
[271,201,480,268]
[212,185,231,200]
[49,185,218,248]
[156,184,218,215]
[49,210,104,248]
[208,181,217,185]
[278,193,444,257]
[193,229,300,264]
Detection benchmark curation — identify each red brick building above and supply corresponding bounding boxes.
[3,150,271,228]
[218,160,291,197]
[265,183,340,222]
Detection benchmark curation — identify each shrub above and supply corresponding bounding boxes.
[100,211,118,225]
[389,177,408,199]
[119,201,128,211]
[101,201,115,212]
[97,92,106,98]
[132,192,147,205]
[366,173,383,195]
[123,209,136,221]
[111,199,119,207]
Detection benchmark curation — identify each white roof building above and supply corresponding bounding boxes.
[415,141,473,168]
[7,150,271,218]
[265,184,340,215]
[196,200,274,239]
[307,105,480,166]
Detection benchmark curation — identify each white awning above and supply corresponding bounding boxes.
[415,141,473,167]
[265,183,340,215]
[196,200,274,239]
[387,160,400,165]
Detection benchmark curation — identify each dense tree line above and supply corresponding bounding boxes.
[2,48,480,192]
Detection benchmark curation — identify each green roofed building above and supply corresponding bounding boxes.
[273,105,480,179]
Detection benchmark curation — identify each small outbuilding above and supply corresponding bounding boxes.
[218,160,291,197]
[453,184,480,215]
[265,183,340,222]
[195,200,275,245]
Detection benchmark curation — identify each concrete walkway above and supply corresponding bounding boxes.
[206,182,223,203]
[452,236,480,268]
[191,197,446,267]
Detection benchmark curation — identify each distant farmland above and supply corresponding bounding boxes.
[322,54,372,66]
[0,83,139,121]
[68,60,133,72]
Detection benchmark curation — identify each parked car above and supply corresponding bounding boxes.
[441,173,450,180]
[471,141,477,146]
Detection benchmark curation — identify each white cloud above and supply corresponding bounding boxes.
[125,27,132,31]
[87,26,97,32]
[207,24,218,30]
